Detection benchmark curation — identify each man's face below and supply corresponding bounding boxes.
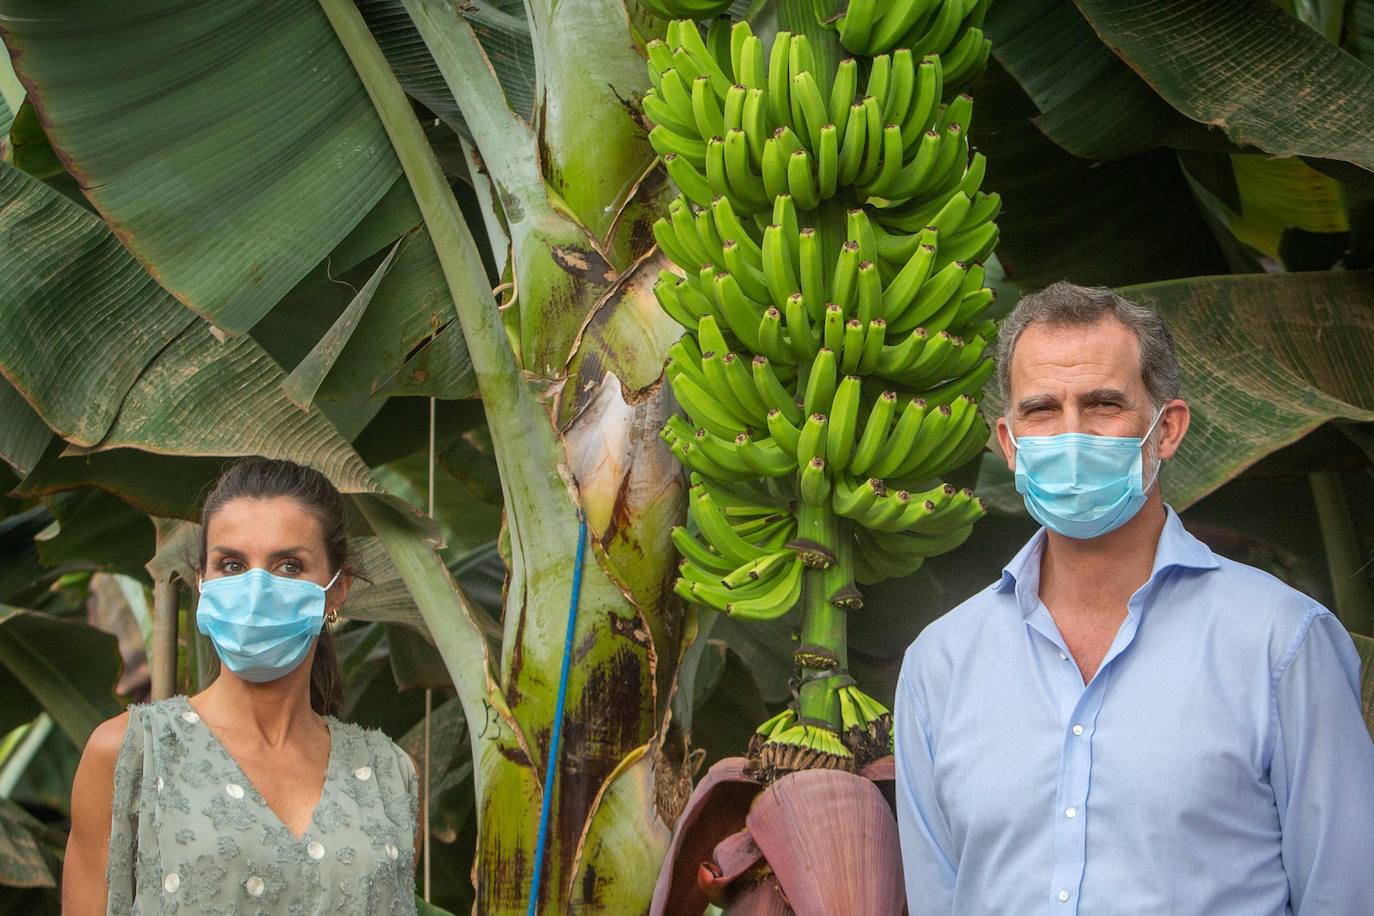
[996,317,1181,472]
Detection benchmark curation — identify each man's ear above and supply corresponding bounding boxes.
[995,415,1016,472]
[1156,399,1190,461]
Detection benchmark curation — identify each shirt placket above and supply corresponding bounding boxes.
[1028,598,1143,914]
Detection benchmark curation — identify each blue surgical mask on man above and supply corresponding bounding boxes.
[196,567,340,682]
[1007,406,1165,539]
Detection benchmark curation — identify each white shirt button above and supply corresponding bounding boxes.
[307,841,325,861]
[1058,652,1068,661]
[385,842,399,861]
[246,875,264,897]
[1072,725,1084,736]
[156,776,164,793]
[163,873,180,893]
[1065,806,1078,818]
[1058,890,1070,902]
[180,710,199,723]
[354,766,372,781]
[225,783,244,800]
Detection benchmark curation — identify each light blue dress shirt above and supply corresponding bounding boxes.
[895,507,1374,915]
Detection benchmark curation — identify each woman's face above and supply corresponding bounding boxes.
[203,496,341,599]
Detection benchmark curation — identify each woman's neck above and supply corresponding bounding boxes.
[193,656,321,748]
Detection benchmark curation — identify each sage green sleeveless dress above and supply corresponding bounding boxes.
[106,695,418,915]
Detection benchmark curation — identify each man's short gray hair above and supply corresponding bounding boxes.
[995,281,1181,410]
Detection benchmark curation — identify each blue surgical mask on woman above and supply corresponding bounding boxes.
[1007,406,1165,539]
[195,567,340,682]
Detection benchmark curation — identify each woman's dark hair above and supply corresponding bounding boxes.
[197,456,350,717]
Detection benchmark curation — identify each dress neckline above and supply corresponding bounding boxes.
[173,694,338,844]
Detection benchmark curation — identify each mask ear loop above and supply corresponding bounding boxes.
[1141,404,1168,492]
[323,567,343,625]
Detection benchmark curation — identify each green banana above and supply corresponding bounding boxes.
[701,349,757,424]
[800,456,831,508]
[664,153,714,207]
[849,389,898,475]
[724,128,769,211]
[722,548,796,590]
[833,474,884,519]
[848,206,879,265]
[798,227,826,320]
[864,54,891,118]
[856,259,884,323]
[691,488,775,566]
[838,0,879,54]
[826,375,863,472]
[830,57,859,138]
[857,318,888,374]
[722,351,771,421]
[712,195,763,264]
[766,31,792,128]
[920,357,995,409]
[787,148,820,210]
[867,396,929,478]
[817,123,839,200]
[742,87,769,166]
[649,124,707,168]
[655,274,699,330]
[761,136,789,201]
[762,223,800,309]
[748,354,798,422]
[784,292,817,360]
[724,556,804,620]
[872,0,936,55]
[672,526,735,575]
[672,370,747,440]
[756,308,799,368]
[736,33,766,91]
[823,303,846,353]
[708,270,767,352]
[875,328,930,379]
[881,239,938,323]
[888,260,966,335]
[856,96,885,186]
[883,48,917,129]
[838,100,869,186]
[832,240,861,315]
[691,74,725,139]
[902,54,944,153]
[905,0,962,56]
[796,412,829,464]
[802,347,838,416]
[840,318,867,373]
[766,407,803,455]
[693,426,754,476]
[790,70,828,152]
[736,432,799,477]
[721,238,771,303]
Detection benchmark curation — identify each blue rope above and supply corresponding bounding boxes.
[526,513,588,916]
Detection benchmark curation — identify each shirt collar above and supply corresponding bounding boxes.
[994,505,1219,615]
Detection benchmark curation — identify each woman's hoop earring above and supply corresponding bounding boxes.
[325,608,339,626]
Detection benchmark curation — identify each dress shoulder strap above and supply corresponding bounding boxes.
[105,703,147,913]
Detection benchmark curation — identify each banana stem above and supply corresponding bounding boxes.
[795,503,851,729]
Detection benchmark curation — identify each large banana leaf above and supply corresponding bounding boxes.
[1123,270,1374,509]
[0,381,48,478]
[0,607,122,746]
[0,161,376,492]
[1074,0,1374,170]
[973,59,1229,288]
[985,0,1224,159]
[0,0,404,334]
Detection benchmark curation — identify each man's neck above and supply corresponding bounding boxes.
[1039,494,1168,617]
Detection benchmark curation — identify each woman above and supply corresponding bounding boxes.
[63,457,420,914]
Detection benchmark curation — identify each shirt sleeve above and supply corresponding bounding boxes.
[1270,607,1374,915]
[894,664,957,914]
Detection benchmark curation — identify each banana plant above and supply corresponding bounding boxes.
[640,0,1002,911]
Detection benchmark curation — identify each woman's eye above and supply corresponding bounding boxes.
[220,560,244,573]
[279,560,302,575]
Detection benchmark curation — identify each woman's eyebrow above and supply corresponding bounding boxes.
[207,545,315,558]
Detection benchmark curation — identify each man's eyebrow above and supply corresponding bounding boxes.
[1015,394,1058,413]
[1077,387,1131,405]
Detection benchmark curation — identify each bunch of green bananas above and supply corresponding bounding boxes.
[647,7,998,769]
[829,0,992,70]
[645,18,1000,219]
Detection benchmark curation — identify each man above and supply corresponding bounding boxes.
[894,281,1374,914]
